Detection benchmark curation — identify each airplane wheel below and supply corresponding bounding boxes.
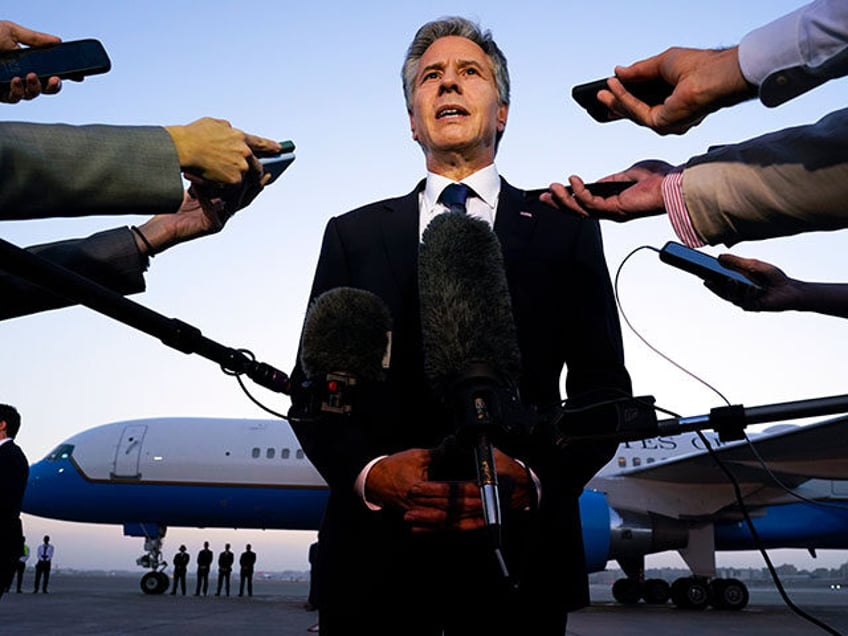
[642,578,670,604]
[141,572,162,595]
[154,572,170,594]
[612,578,642,605]
[710,578,749,610]
[671,577,709,610]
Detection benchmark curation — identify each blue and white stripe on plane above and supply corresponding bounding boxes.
[24,452,328,530]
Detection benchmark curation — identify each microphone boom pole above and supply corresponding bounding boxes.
[0,237,290,394]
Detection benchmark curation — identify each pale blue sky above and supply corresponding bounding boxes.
[3,1,847,573]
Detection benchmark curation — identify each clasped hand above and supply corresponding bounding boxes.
[365,447,535,533]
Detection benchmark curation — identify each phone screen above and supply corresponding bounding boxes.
[659,242,760,289]
[0,39,111,84]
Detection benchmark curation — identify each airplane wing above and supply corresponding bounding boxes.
[628,414,848,484]
[590,414,848,519]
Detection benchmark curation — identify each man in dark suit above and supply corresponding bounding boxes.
[215,543,234,596]
[194,541,213,596]
[238,544,256,597]
[171,545,189,595]
[288,16,631,636]
[0,404,28,602]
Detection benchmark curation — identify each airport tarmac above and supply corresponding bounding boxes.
[1,573,846,635]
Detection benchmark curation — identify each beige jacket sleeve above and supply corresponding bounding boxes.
[683,107,848,247]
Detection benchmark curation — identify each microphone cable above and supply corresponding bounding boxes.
[614,245,842,635]
[222,348,289,421]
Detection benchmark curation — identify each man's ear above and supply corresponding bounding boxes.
[409,111,419,141]
[0,419,7,438]
[497,103,509,132]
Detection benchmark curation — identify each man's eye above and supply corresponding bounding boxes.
[464,68,479,76]
[423,71,439,81]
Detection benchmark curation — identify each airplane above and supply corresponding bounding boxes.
[22,412,848,609]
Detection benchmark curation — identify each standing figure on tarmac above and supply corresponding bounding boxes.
[195,541,213,596]
[239,544,256,597]
[215,543,234,597]
[171,545,189,595]
[33,535,53,593]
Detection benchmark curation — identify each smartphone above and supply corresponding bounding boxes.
[659,241,761,290]
[0,39,111,86]
[259,140,296,184]
[565,181,636,197]
[572,77,673,123]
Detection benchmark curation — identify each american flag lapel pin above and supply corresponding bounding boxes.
[519,210,533,218]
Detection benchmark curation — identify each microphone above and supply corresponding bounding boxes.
[298,286,392,414]
[418,212,521,578]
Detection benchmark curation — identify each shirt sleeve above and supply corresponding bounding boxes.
[661,170,706,248]
[738,0,848,105]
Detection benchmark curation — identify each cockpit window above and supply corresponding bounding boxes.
[45,444,74,461]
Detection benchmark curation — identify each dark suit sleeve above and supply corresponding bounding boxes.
[504,202,630,490]
[0,227,148,320]
[556,218,631,487]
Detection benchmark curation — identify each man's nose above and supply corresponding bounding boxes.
[438,70,461,94]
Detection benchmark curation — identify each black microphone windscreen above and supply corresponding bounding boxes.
[419,213,521,394]
[300,287,392,383]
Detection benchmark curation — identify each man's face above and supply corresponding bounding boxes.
[409,35,507,172]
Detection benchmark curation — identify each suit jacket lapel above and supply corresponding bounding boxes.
[494,178,537,252]
[381,180,424,292]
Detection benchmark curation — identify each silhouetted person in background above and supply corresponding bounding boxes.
[0,404,27,602]
[195,541,213,596]
[12,537,28,593]
[171,545,189,595]
[33,535,53,593]
[239,544,256,597]
[305,541,321,611]
[215,543,234,597]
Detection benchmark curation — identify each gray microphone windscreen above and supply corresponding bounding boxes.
[300,286,392,383]
[418,213,521,395]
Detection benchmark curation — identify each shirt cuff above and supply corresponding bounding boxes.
[515,459,542,509]
[662,170,705,248]
[355,456,387,511]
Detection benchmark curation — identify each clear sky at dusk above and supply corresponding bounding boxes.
[2,1,847,575]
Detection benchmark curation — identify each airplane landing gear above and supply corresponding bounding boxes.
[709,578,749,610]
[670,576,710,609]
[611,577,642,604]
[127,524,170,595]
[609,575,749,610]
[141,571,170,595]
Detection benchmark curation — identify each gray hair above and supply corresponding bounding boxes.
[401,16,510,113]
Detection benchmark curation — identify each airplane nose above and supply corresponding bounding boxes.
[22,458,69,517]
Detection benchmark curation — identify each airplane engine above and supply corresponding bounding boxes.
[577,490,690,572]
[607,507,689,561]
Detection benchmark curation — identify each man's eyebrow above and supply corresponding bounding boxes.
[419,58,488,78]
[419,61,445,77]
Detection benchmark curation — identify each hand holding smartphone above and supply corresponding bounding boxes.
[258,140,296,185]
[0,39,111,86]
[658,241,761,290]
[572,77,673,123]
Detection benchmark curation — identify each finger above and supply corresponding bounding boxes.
[9,24,61,48]
[613,56,662,83]
[244,134,281,155]
[3,76,25,103]
[42,76,62,94]
[604,77,654,127]
[24,73,43,99]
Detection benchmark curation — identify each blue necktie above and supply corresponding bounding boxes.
[439,183,472,215]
